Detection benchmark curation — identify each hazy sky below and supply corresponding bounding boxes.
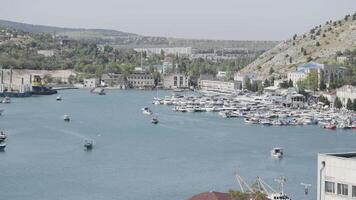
[0,0,355,40]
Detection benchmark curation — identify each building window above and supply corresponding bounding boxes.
[179,77,183,86]
[325,181,335,193]
[352,186,356,197]
[337,183,348,196]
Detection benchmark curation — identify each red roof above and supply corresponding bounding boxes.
[188,191,232,200]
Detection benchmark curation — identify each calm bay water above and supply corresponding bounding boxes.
[1,89,355,200]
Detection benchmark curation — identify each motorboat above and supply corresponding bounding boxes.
[324,123,336,129]
[142,107,153,115]
[84,140,93,150]
[0,142,6,151]
[271,147,283,159]
[63,114,70,122]
[151,117,159,124]
[2,97,10,104]
[0,131,7,142]
[98,89,106,95]
[56,95,62,101]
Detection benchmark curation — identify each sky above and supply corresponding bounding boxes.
[0,0,355,41]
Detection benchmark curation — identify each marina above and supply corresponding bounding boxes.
[0,89,356,200]
[153,91,356,130]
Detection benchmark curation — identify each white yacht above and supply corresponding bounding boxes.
[142,107,153,115]
[271,147,283,159]
[63,114,70,122]
[56,96,62,101]
[2,97,10,104]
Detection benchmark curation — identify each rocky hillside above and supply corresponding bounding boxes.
[241,13,356,78]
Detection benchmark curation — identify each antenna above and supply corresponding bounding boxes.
[300,183,311,195]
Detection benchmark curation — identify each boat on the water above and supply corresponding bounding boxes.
[271,147,283,159]
[56,96,62,101]
[2,96,11,104]
[84,140,93,150]
[151,117,159,124]
[324,123,336,129]
[0,142,6,151]
[0,131,7,142]
[142,107,153,115]
[63,115,70,122]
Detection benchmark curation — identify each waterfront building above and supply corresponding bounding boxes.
[287,62,324,86]
[290,94,306,108]
[318,152,356,200]
[336,85,356,106]
[163,73,190,89]
[101,73,126,88]
[127,71,155,88]
[83,78,99,88]
[233,72,257,89]
[288,62,351,88]
[199,79,240,93]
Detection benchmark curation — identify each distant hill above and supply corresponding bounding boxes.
[241,14,356,78]
[0,19,278,51]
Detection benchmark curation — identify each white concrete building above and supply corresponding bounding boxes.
[83,78,98,88]
[199,80,239,93]
[318,152,356,200]
[336,85,356,106]
[127,71,155,88]
[37,50,55,57]
[163,73,189,89]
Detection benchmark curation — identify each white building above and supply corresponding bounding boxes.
[127,71,155,88]
[83,78,98,88]
[287,62,324,86]
[199,80,239,93]
[163,73,189,89]
[216,71,228,80]
[37,50,54,57]
[318,152,356,200]
[336,85,356,106]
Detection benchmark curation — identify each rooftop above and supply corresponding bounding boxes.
[322,152,356,159]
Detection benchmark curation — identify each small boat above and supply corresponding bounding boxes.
[98,89,106,95]
[271,147,283,159]
[0,131,7,142]
[56,96,62,101]
[0,142,6,151]
[63,115,70,122]
[2,97,11,104]
[142,107,153,115]
[151,117,159,124]
[324,123,336,130]
[261,119,272,126]
[84,140,93,150]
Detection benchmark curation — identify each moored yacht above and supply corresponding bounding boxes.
[271,147,283,159]
[2,96,10,104]
[142,107,153,115]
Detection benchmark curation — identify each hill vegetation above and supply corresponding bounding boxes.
[0,19,278,50]
[241,13,356,79]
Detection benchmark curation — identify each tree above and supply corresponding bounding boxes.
[319,80,326,90]
[289,56,292,64]
[346,98,353,110]
[334,97,343,109]
[319,95,330,106]
[353,99,356,111]
[244,77,251,91]
[316,41,320,47]
[269,67,274,75]
[293,34,297,40]
[288,79,294,87]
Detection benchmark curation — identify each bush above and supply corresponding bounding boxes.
[334,97,343,109]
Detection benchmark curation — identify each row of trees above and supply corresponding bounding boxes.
[321,96,356,111]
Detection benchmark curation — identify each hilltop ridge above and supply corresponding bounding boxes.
[241,13,356,78]
[0,19,278,50]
